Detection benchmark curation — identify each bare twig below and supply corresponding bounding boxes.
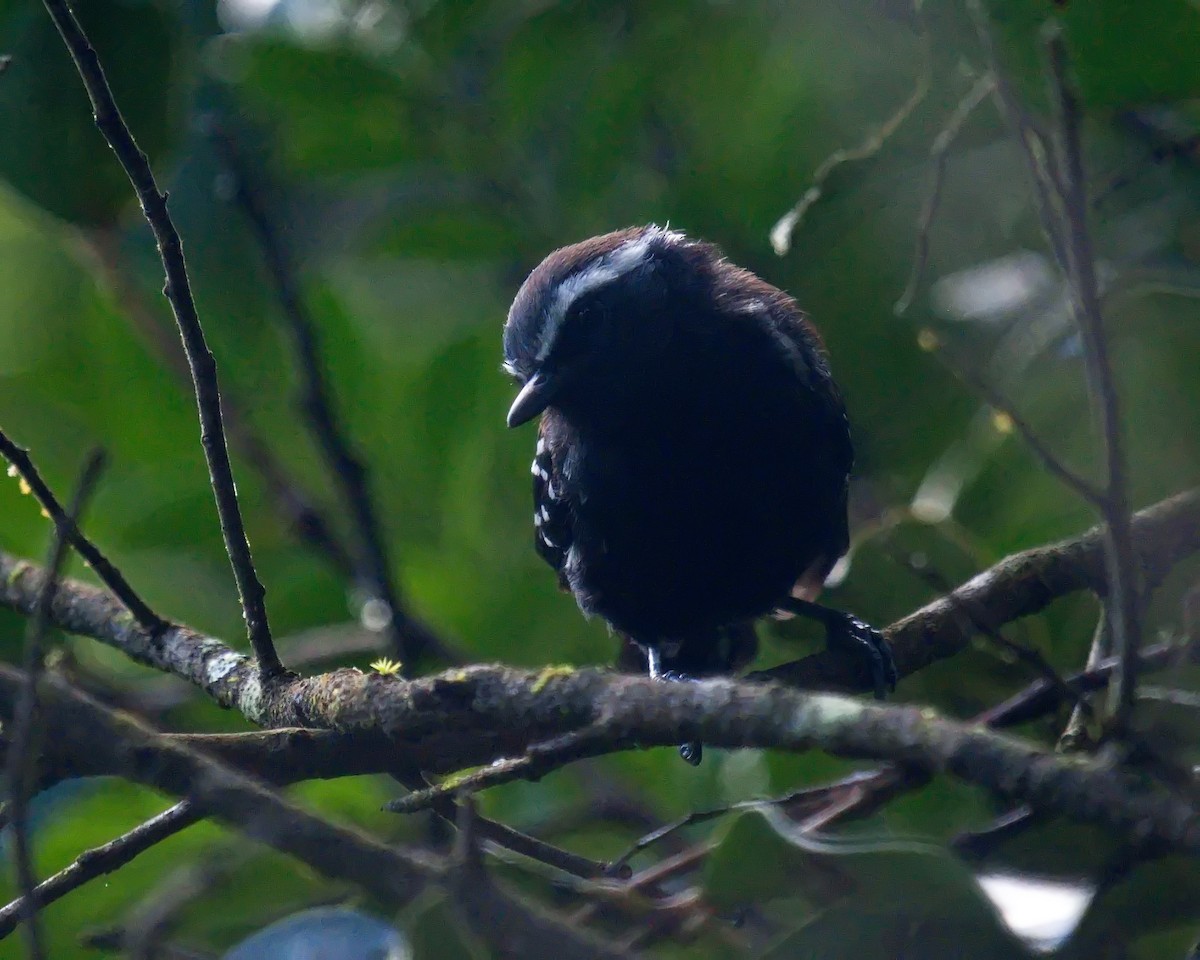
[604,770,886,877]
[0,802,201,940]
[1043,26,1142,730]
[968,0,1069,272]
[386,725,609,816]
[88,227,360,582]
[771,0,931,255]
[929,348,1105,506]
[976,636,1189,728]
[895,72,995,314]
[40,0,283,677]
[389,764,609,880]
[952,806,1039,860]
[473,809,610,880]
[0,428,167,634]
[5,448,105,959]
[1059,609,1108,750]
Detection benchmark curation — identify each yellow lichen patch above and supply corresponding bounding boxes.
[532,664,576,692]
[18,478,31,496]
[916,328,940,352]
[370,657,404,677]
[438,767,482,791]
[6,562,30,588]
[991,410,1015,435]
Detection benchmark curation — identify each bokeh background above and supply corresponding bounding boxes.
[1,0,1199,956]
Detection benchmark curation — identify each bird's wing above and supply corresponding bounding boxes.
[531,420,573,585]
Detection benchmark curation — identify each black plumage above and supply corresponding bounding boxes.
[504,226,895,756]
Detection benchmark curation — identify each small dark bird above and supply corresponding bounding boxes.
[503,226,897,763]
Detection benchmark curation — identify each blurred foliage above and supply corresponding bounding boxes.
[1,0,1199,956]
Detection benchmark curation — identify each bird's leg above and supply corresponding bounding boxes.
[778,598,898,699]
[643,644,703,766]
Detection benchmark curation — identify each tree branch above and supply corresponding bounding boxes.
[0,491,1196,864]
[1043,26,1142,729]
[86,227,360,586]
[0,429,167,635]
[0,801,202,940]
[757,488,1200,689]
[0,671,634,958]
[40,0,283,677]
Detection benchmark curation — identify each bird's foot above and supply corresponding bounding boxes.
[823,613,898,700]
[657,669,703,766]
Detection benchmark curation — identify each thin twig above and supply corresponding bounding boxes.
[952,806,1039,860]
[447,801,633,960]
[930,346,1105,506]
[385,726,609,815]
[0,428,167,635]
[40,0,283,677]
[1059,609,1108,751]
[1043,26,1142,730]
[771,0,931,255]
[605,770,885,876]
[976,636,1189,728]
[0,802,201,939]
[88,227,360,582]
[968,0,1070,273]
[5,448,105,959]
[389,765,608,880]
[895,72,995,314]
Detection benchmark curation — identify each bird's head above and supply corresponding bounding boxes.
[502,224,691,428]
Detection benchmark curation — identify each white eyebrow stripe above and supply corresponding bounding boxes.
[536,233,656,362]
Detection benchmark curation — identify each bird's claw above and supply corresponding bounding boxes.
[825,614,898,700]
[655,670,703,765]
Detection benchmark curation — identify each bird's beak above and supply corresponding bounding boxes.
[507,370,558,428]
